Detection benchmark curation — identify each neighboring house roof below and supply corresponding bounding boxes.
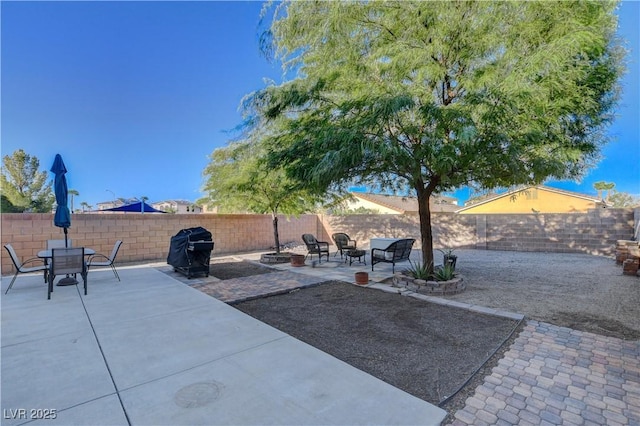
[96,198,139,209]
[456,185,603,213]
[152,200,202,213]
[154,199,194,206]
[351,192,459,213]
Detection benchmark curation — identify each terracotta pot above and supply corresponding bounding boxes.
[290,254,306,267]
[355,271,369,285]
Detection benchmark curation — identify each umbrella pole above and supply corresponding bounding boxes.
[58,227,78,286]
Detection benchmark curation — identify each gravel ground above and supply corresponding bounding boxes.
[436,249,640,340]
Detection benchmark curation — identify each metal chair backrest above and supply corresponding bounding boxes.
[51,247,85,275]
[4,244,22,269]
[108,240,123,262]
[47,239,72,249]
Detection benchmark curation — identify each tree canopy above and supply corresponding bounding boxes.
[201,136,326,253]
[247,0,624,269]
[608,190,640,208]
[0,149,55,213]
[593,180,616,201]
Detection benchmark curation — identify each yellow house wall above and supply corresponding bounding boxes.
[460,188,598,214]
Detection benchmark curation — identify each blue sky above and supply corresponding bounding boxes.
[2,1,638,209]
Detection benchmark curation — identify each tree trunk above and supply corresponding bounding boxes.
[272,213,281,254]
[416,184,435,274]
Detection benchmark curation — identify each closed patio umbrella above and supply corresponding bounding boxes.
[51,154,71,244]
[50,154,75,285]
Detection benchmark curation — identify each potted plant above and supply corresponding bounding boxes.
[438,248,457,271]
[355,271,369,285]
[290,254,306,267]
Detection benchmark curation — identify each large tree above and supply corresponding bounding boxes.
[248,0,624,270]
[201,137,326,253]
[0,149,55,213]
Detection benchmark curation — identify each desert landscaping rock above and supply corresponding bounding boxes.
[440,249,640,340]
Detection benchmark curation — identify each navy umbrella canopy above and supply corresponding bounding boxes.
[50,154,71,246]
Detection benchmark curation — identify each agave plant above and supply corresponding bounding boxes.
[433,264,456,281]
[406,260,432,280]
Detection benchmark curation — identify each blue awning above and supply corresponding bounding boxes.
[103,201,165,213]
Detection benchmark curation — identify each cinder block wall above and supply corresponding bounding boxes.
[2,208,636,274]
[320,208,636,256]
[319,212,478,250]
[0,213,318,273]
[481,209,635,254]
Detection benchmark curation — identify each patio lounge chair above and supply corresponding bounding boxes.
[371,238,415,273]
[87,240,123,281]
[332,233,357,259]
[302,234,330,264]
[4,244,48,294]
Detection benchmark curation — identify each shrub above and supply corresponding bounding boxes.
[433,264,456,281]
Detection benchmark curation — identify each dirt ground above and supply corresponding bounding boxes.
[234,281,519,406]
[209,258,275,280]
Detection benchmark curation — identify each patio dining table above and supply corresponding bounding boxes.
[37,248,95,259]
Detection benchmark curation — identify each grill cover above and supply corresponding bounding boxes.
[167,227,213,268]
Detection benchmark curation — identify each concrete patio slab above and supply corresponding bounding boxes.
[1,265,447,426]
[120,337,441,425]
[28,395,129,426]
[93,302,289,390]
[1,291,87,346]
[1,329,116,426]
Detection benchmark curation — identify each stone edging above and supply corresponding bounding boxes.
[259,252,293,264]
[392,272,466,295]
[362,282,525,322]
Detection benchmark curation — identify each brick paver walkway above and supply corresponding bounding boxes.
[191,270,327,303]
[450,321,640,426]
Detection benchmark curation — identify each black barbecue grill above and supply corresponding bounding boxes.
[167,227,214,278]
